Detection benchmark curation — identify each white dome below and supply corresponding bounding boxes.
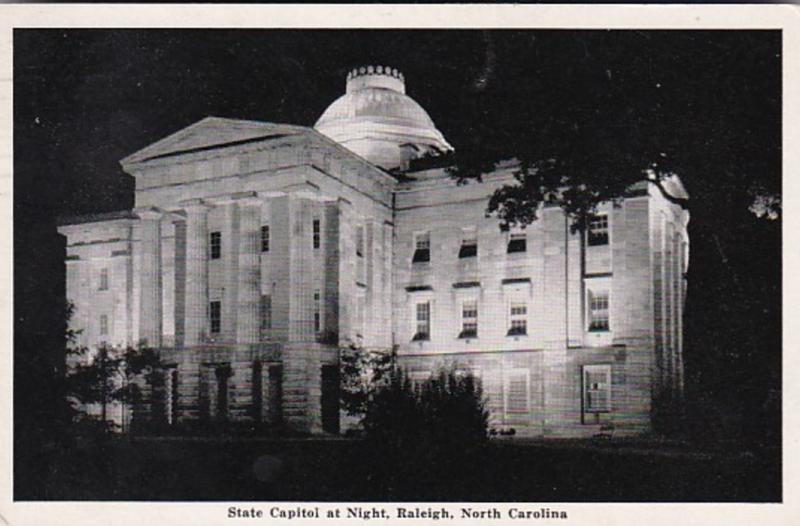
[314,66,452,171]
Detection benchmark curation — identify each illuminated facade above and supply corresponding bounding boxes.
[58,66,688,436]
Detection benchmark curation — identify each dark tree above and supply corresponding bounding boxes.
[63,304,164,434]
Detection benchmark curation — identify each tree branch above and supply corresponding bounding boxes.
[647,177,690,210]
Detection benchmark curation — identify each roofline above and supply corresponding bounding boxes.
[57,210,137,227]
[119,116,309,167]
[305,128,399,184]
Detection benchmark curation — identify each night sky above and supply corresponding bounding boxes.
[13,30,782,452]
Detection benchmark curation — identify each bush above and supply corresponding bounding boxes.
[359,364,489,497]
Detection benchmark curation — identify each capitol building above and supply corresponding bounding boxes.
[58,66,689,437]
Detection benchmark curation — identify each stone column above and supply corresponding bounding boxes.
[540,207,572,436]
[289,197,313,342]
[322,203,340,345]
[237,196,262,344]
[183,199,212,346]
[222,202,240,341]
[566,225,583,347]
[173,217,187,349]
[282,196,323,433]
[136,207,163,348]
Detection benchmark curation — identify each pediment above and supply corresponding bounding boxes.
[120,117,310,166]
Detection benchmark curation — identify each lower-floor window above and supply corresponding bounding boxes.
[209,301,221,334]
[460,300,478,338]
[582,364,611,420]
[507,302,527,336]
[413,301,430,341]
[505,369,530,416]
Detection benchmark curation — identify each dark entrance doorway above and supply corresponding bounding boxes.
[215,364,231,421]
[321,364,340,434]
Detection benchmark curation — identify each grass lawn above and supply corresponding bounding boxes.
[18,435,779,502]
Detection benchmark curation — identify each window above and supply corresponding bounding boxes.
[583,365,611,416]
[460,300,478,338]
[459,229,477,259]
[508,302,527,336]
[505,371,530,415]
[507,228,526,253]
[356,225,365,258]
[412,232,430,263]
[99,314,108,336]
[413,302,430,341]
[210,231,222,259]
[588,290,610,332]
[259,294,271,336]
[209,301,221,334]
[260,225,270,252]
[588,214,609,246]
[313,290,321,333]
[312,219,321,249]
[99,268,109,291]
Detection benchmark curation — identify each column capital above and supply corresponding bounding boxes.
[234,195,263,208]
[134,206,165,221]
[204,191,262,207]
[179,198,214,213]
[169,209,187,224]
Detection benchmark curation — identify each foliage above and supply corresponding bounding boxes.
[64,310,163,432]
[359,364,489,496]
[339,345,396,417]
[446,32,780,231]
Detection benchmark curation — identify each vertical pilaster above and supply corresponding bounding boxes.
[664,220,675,392]
[566,225,583,346]
[671,232,681,394]
[323,203,340,344]
[271,196,291,340]
[289,197,314,342]
[178,200,211,423]
[183,200,212,346]
[125,224,135,346]
[383,220,394,348]
[173,218,187,348]
[542,207,567,349]
[541,207,570,435]
[676,237,686,399]
[136,207,163,348]
[237,197,262,344]
[652,211,665,397]
[620,197,654,427]
[365,221,375,345]
[282,196,323,433]
[222,202,240,341]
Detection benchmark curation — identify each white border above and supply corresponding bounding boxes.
[0,4,798,526]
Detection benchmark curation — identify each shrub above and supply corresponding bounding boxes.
[358,364,489,497]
